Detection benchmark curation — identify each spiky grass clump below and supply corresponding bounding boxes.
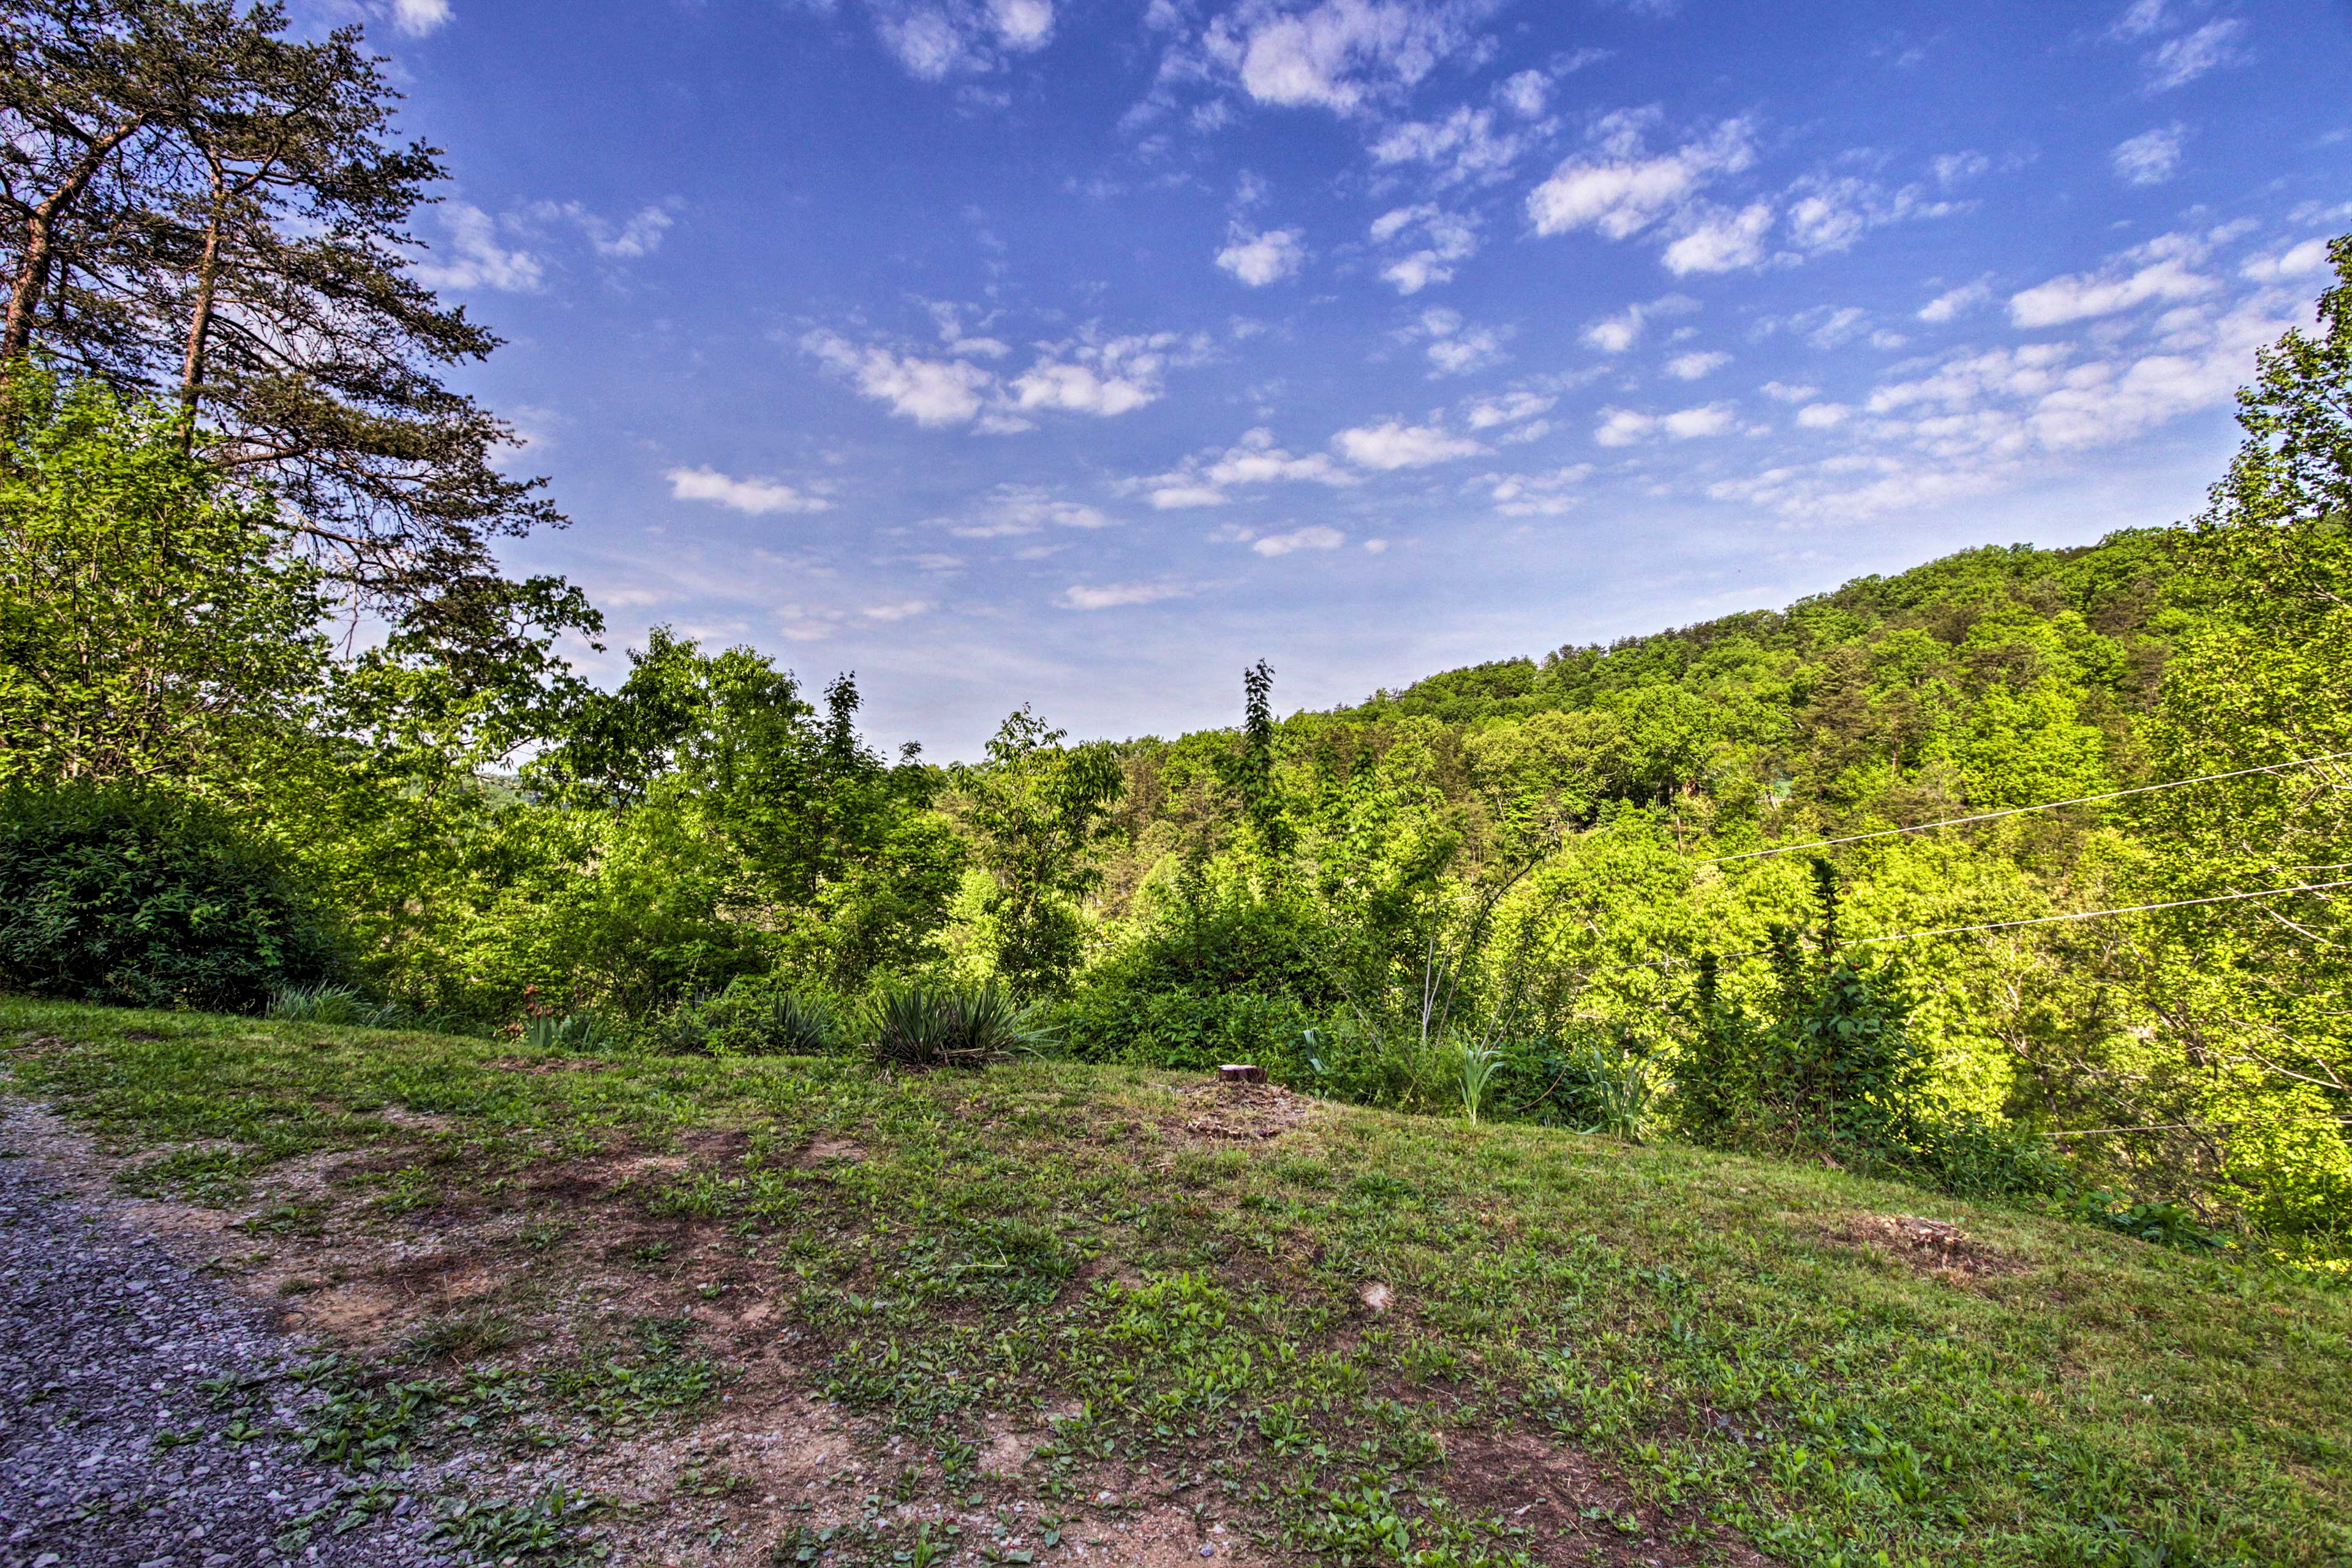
[866,982,1046,1071]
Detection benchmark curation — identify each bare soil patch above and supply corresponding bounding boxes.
[1830,1212,2029,1281]
[1174,1078,1321,1142]
[1438,1422,1776,1567]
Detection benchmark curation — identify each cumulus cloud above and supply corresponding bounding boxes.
[2112,124,2185,185]
[1370,204,1479,293]
[1462,390,1555,429]
[1760,381,1818,402]
[1010,332,1183,416]
[947,483,1115,537]
[665,466,831,515]
[412,202,543,292]
[1918,280,1991,323]
[1931,150,1990,187]
[1251,524,1347,556]
[1371,105,1541,186]
[391,0,451,36]
[1781,175,1960,256]
[1581,293,1696,353]
[1711,285,2294,521]
[803,318,1193,428]
[2145,18,2248,91]
[803,330,997,426]
[1332,418,1487,469]
[861,600,935,623]
[1661,202,1773,274]
[1526,112,1755,241]
[1408,306,1510,375]
[1058,580,1190,611]
[1216,225,1308,285]
[1594,402,1735,446]
[1495,69,1548,116]
[861,0,1057,81]
[1665,350,1730,380]
[1128,426,1358,508]
[2008,233,2218,328]
[2241,238,2333,282]
[1485,463,1593,516]
[526,200,677,258]
[1200,0,1490,115]
[1795,402,1850,428]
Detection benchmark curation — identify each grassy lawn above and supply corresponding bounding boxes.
[3,997,2348,1568]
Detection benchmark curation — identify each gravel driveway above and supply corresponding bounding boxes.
[0,1107,461,1568]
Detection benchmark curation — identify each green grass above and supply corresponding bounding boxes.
[5,995,2350,1568]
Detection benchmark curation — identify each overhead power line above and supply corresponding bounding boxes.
[1587,878,2352,979]
[1694,751,2352,867]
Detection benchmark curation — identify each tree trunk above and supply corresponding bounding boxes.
[178,167,230,440]
[0,119,144,377]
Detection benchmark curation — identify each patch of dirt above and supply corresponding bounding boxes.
[1173,1079,1321,1142]
[1831,1213,2029,1281]
[802,1136,866,1164]
[1437,1423,1776,1567]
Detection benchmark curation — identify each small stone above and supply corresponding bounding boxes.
[1200,1548,1216,1559]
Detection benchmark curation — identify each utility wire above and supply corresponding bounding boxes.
[1583,878,2352,979]
[2046,1114,2352,1139]
[1694,750,2352,867]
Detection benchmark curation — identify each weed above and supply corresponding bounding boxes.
[433,1488,607,1565]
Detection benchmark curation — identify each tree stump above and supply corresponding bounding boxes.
[1218,1063,1267,1084]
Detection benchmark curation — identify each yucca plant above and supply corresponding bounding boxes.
[1457,1039,1502,1125]
[524,1012,616,1053]
[865,981,1046,1071]
[753,990,838,1055]
[267,981,374,1026]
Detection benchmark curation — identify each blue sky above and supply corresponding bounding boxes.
[319,0,2351,755]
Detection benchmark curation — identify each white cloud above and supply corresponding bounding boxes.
[412,202,543,292]
[2008,233,2218,328]
[1202,0,1487,115]
[1409,306,1510,375]
[1581,292,1695,353]
[948,483,1114,538]
[1782,175,1959,256]
[1332,418,1487,469]
[1760,381,1817,402]
[1795,402,1851,428]
[2112,124,2185,185]
[2146,18,2248,91]
[803,330,995,426]
[1526,113,1755,241]
[527,200,677,259]
[1058,581,1189,611]
[861,600,935,623]
[1010,332,1180,417]
[1594,402,1735,445]
[1216,225,1308,285]
[1370,205,1479,293]
[2241,238,2333,282]
[391,0,451,36]
[1661,202,1774,274]
[1371,105,1538,186]
[1129,426,1359,507]
[1665,350,1730,380]
[1918,280,1991,323]
[1931,150,1990,187]
[1251,524,1346,556]
[2110,0,2166,39]
[1485,463,1593,516]
[864,0,1058,81]
[665,466,831,516]
[1495,69,1548,117]
[1463,390,1555,429]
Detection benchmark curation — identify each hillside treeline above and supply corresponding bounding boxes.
[2,6,2346,1259]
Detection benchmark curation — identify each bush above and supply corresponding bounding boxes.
[867,981,1044,1071]
[1054,980,1317,1072]
[0,780,342,1012]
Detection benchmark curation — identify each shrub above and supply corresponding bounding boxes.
[0,780,342,1012]
[867,981,1044,1071]
[697,974,844,1055]
[1054,981,1317,1072]
[267,981,401,1028]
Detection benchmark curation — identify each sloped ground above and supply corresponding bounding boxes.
[1,1000,2347,1568]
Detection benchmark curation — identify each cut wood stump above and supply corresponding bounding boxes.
[1218,1063,1267,1084]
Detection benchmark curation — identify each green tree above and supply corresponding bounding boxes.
[0,370,326,785]
[949,708,1125,998]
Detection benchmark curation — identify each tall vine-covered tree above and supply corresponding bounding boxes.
[0,0,586,673]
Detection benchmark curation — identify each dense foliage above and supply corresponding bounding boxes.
[0,777,341,1010]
